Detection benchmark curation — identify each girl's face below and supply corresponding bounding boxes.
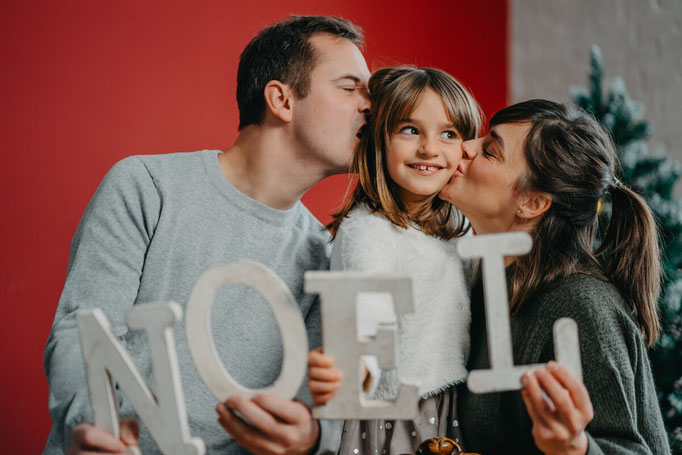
[439,122,531,234]
[385,89,463,211]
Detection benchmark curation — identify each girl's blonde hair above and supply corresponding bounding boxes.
[328,66,482,239]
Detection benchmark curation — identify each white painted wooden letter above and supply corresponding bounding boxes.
[457,232,582,394]
[305,272,419,420]
[185,260,308,401]
[77,302,205,455]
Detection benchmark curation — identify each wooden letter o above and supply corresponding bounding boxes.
[185,260,308,401]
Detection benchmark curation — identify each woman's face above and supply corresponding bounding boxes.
[438,122,531,234]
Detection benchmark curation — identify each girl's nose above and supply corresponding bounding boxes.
[418,137,439,157]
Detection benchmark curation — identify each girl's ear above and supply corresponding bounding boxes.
[263,81,294,123]
[517,191,552,219]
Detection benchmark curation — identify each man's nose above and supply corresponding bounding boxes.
[358,90,371,114]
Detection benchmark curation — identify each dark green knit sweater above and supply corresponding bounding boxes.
[458,273,670,454]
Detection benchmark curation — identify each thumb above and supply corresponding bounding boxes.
[119,418,140,446]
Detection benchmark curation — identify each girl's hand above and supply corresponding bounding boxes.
[521,361,594,455]
[307,348,343,404]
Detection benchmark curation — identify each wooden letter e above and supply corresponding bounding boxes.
[305,272,419,420]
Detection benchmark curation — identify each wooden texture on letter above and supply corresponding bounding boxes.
[305,272,419,420]
[457,233,582,394]
[77,302,205,455]
[185,260,308,401]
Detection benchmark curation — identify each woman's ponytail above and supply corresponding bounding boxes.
[491,100,662,347]
[596,180,661,347]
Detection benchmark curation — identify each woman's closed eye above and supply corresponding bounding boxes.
[482,143,496,159]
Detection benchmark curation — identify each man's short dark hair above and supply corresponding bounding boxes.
[237,15,364,129]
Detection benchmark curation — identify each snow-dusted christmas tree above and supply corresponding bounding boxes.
[571,45,682,452]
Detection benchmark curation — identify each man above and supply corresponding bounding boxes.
[43,15,370,454]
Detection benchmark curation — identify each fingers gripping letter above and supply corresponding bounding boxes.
[457,233,582,394]
[77,303,205,455]
[305,272,419,420]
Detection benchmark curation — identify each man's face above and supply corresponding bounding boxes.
[292,33,371,175]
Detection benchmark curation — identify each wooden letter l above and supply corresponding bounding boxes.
[457,232,582,394]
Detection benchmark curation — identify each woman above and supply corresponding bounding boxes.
[439,99,670,454]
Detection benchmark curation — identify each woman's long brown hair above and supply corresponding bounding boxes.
[327,66,481,240]
[495,100,661,347]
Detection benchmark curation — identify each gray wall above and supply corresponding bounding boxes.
[511,0,682,192]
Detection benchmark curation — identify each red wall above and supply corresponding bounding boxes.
[0,1,507,452]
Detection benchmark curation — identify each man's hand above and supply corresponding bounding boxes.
[216,394,320,455]
[67,418,140,455]
[522,361,594,455]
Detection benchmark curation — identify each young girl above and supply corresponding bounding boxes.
[308,66,481,455]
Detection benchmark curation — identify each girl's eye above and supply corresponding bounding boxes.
[442,130,459,140]
[343,87,356,93]
[399,126,418,135]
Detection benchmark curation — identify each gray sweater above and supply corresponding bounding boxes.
[43,150,331,454]
[458,272,670,454]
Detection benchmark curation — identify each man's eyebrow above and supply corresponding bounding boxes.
[335,74,363,84]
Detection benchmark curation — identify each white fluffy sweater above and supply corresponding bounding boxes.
[330,204,470,398]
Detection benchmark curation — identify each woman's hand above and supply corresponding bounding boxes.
[521,361,594,455]
[307,348,343,404]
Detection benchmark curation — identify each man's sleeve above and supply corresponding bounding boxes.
[43,156,161,452]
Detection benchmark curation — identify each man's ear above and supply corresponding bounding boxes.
[517,191,552,219]
[263,80,294,123]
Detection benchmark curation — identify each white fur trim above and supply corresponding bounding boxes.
[331,205,470,398]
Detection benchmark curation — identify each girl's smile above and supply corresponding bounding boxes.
[408,162,445,175]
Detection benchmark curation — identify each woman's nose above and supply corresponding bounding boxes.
[461,139,478,160]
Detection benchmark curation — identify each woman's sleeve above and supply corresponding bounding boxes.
[540,290,670,455]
